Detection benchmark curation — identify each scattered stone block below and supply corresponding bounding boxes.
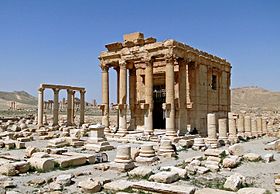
[196,188,235,194]
[224,173,246,191]
[28,157,55,172]
[51,154,87,168]
[15,141,25,149]
[132,180,196,194]
[49,182,63,191]
[229,144,245,156]
[149,171,179,183]
[103,180,133,191]
[128,166,153,178]
[223,156,240,168]
[4,141,15,149]
[28,177,46,186]
[78,178,102,193]
[55,174,73,186]
[237,187,268,194]
[12,161,30,173]
[205,148,226,157]
[263,153,274,163]
[196,166,210,174]
[160,166,188,179]
[0,163,17,176]
[25,146,40,158]
[243,153,261,162]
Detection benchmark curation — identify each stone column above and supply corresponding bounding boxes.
[228,113,238,143]
[71,91,75,124]
[237,115,244,136]
[37,88,44,127]
[178,59,187,135]
[218,118,228,141]
[207,113,218,148]
[256,117,262,136]
[80,90,86,126]
[251,118,258,137]
[144,60,153,134]
[244,116,252,137]
[101,66,110,133]
[165,56,176,138]
[52,88,59,126]
[262,117,267,134]
[118,61,127,134]
[67,89,73,126]
[129,68,137,131]
[116,67,120,129]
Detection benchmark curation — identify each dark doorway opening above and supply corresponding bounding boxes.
[153,85,166,129]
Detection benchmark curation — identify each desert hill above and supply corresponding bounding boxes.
[0,91,37,109]
[0,87,280,112]
[231,86,280,112]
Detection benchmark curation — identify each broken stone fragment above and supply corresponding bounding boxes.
[243,153,261,162]
[0,163,17,176]
[148,171,180,184]
[78,178,102,193]
[224,173,246,191]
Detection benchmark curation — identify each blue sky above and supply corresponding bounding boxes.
[0,0,279,103]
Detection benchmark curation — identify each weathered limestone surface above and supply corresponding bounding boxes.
[99,32,231,136]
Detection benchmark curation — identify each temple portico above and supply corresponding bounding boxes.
[99,32,231,137]
[37,84,86,128]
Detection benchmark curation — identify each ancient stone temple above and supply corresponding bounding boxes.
[99,32,231,136]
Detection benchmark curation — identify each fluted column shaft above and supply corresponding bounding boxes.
[165,57,176,137]
[37,88,44,127]
[53,88,59,126]
[144,61,153,134]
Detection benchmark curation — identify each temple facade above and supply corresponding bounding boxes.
[99,32,231,137]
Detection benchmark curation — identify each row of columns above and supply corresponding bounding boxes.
[101,56,182,138]
[38,87,85,127]
[207,113,268,146]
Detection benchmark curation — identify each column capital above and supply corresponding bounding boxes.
[52,88,60,94]
[119,60,127,69]
[80,90,86,95]
[38,88,45,93]
[67,89,74,94]
[165,54,177,64]
[101,65,109,72]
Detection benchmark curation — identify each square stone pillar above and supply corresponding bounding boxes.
[165,56,176,138]
[52,88,59,126]
[144,60,153,135]
[80,90,86,126]
[118,61,128,135]
[67,89,73,126]
[37,88,44,128]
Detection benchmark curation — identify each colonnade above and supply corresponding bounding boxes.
[37,84,86,127]
[100,55,180,138]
